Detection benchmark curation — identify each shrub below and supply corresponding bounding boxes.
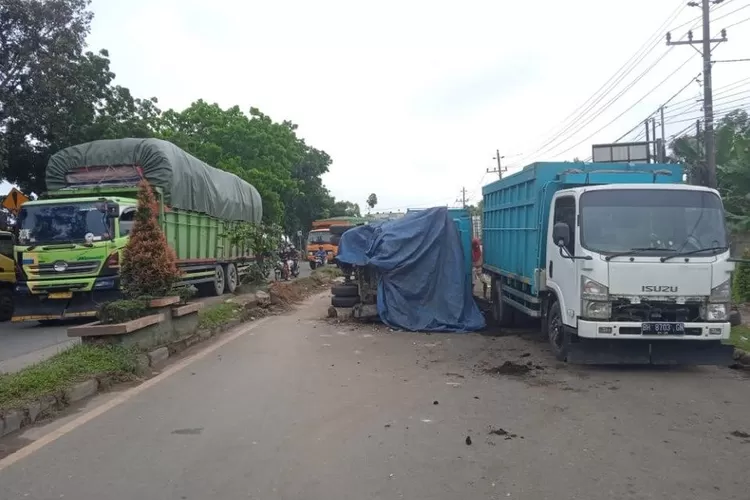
[733,248,750,303]
[225,222,283,284]
[120,180,182,298]
[98,299,148,325]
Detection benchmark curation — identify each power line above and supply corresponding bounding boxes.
[512,1,689,167]
[723,14,750,29]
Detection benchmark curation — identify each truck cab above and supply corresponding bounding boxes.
[546,184,732,359]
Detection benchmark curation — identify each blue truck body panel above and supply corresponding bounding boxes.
[481,162,684,296]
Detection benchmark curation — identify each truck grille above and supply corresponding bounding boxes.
[29,260,100,276]
[611,299,703,323]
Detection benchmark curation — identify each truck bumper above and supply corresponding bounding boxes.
[11,289,122,322]
[577,319,730,340]
[569,320,734,365]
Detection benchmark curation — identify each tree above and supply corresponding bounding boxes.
[0,0,160,194]
[120,181,181,298]
[330,199,361,217]
[156,101,300,225]
[366,193,378,211]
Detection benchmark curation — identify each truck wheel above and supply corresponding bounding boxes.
[492,280,515,327]
[332,295,360,308]
[309,261,317,270]
[0,289,13,322]
[224,263,238,293]
[331,284,358,297]
[199,265,225,297]
[547,301,569,362]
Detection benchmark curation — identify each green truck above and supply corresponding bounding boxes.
[12,138,262,323]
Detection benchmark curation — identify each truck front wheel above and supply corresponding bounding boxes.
[547,300,569,361]
[0,288,12,322]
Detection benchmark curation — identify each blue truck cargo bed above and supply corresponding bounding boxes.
[481,162,684,295]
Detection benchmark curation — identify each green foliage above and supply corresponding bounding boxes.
[120,181,182,298]
[0,0,160,194]
[366,193,378,211]
[173,285,197,305]
[729,325,750,352]
[733,248,750,304]
[225,222,283,284]
[330,200,362,217]
[670,109,750,232]
[97,299,148,325]
[198,302,241,330]
[0,344,138,409]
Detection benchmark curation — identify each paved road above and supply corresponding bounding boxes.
[1,294,749,499]
[0,263,313,374]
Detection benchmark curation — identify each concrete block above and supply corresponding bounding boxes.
[1,409,23,437]
[135,354,151,376]
[148,346,170,366]
[185,334,202,347]
[25,400,42,424]
[255,290,270,303]
[64,379,99,403]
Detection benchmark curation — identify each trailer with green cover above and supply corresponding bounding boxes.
[12,138,263,323]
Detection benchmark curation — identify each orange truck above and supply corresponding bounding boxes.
[306,217,367,269]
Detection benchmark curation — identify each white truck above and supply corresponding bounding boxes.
[481,161,738,364]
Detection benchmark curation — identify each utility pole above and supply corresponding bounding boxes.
[660,106,666,162]
[457,187,468,209]
[487,150,506,179]
[645,119,651,162]
[666,0,728,188]
[651,118,657,162]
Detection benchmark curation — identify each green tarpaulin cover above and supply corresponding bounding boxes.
[45,138,262,223]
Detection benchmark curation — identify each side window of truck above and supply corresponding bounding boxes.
[119,209,136,237]
[553,196,576,255]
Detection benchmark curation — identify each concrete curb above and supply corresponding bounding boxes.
[0,274,336,439]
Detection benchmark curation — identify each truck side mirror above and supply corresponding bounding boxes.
[106,203,120,218]
[552,222,570,248]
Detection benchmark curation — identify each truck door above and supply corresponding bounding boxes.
[547,195,578,326]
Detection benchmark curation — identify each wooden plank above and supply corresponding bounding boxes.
[67,314,165,337]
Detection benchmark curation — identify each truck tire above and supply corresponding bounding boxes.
[0,289,13,322]
[331,284,358,297]
[199,265,225,297]
[224,263,238,293]
[309,261,317,270]
[547,300,569,362]
[491,279,515,327]
[332,295,360,308]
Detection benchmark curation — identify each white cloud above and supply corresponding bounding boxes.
[83,0,750,209]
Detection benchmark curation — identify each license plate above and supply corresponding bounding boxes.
[48,292,73,300]
[641,322,685,335]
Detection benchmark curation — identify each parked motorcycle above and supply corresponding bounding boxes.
[289,258,300,278]
[274,260,285,281]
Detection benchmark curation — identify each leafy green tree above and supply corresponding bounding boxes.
[0,0,160,194]
[366,193,378,211]
[329,199,361,217]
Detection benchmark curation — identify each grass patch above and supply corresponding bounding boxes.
[312,266,342,279]
[197,302,241,330]
[0,344,138,410]
[729,325,750,352]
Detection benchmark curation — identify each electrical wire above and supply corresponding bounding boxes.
[724,14,750,29]
[510,1,688,167]
[712,2,750,23]
[541,55,697,160]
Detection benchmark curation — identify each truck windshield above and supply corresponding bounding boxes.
[17,202,111,245]
[580,189,727,256]
[307,230,333,245]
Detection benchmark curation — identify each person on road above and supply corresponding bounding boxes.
[471,237,487,298]
[315,245,327,264]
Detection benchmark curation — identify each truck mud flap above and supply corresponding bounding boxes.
[567,338,734,366]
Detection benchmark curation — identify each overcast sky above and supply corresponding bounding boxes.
[3,0,750,211]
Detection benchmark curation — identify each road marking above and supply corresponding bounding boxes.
[0,317,271,472]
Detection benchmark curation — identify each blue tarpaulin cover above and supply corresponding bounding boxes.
[336,207,486,332]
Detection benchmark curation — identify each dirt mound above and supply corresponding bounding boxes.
[269,272,339,307]
[484,361,531,376]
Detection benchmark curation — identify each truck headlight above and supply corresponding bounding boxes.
[705,303,727,321]
[581,276,610,319]
[709,279,731,303]
[581,276,608,301]
[582,300,611,320]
